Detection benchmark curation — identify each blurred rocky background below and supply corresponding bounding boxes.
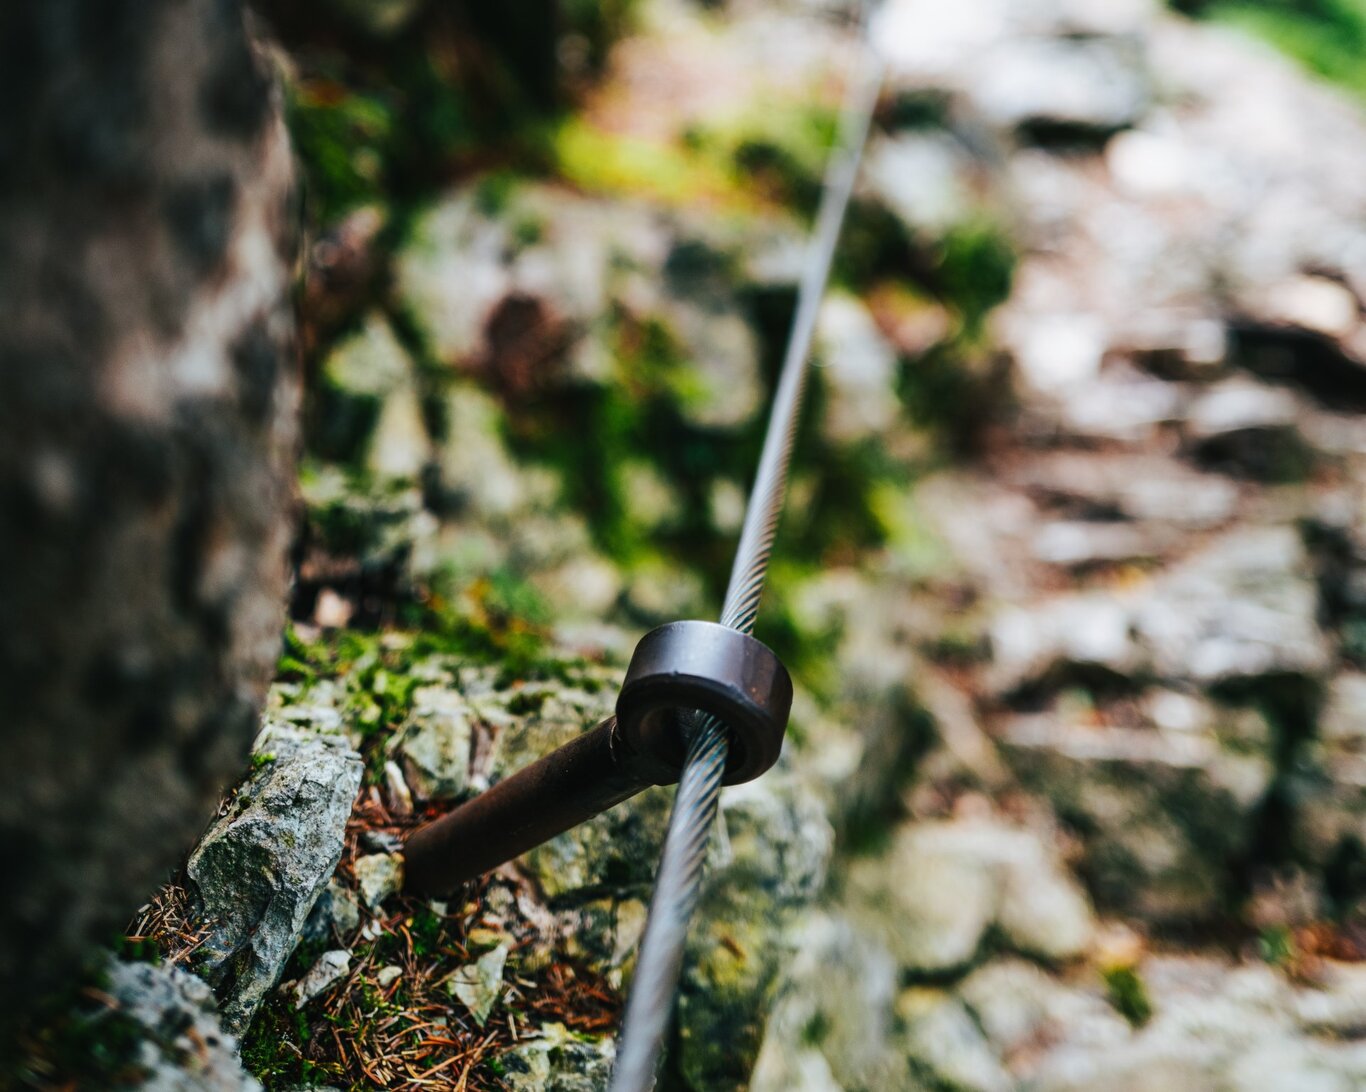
[8,0,1366,1089]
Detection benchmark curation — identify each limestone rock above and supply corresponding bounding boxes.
[354,853,404,911]
[816,294,901,445]
[555,897,647,991]
[315,315,430,480]
[1133,526,1331,685]
[958,959,1129,1059]
[388,685,475,801]
[187,724,362,1033]
[675,772,835,1089]
[1028,955,1366,1092]
[897,987,1013,1092]
[1002,703,1272,921]
[293,950,350,1008]
[497,1022,615,1091]
[967,36,1149,138]
[1184,379,1311,481]
[751,914,901,1091]
[302,878,361,944]
[863,133,976,238]
[107,958,262,1092]
[848,818,1094,973]
[448,943,509,1028]
[988,594,1139,697]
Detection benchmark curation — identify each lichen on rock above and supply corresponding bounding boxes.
[187,723,362,1034]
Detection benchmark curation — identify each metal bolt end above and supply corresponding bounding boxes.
[616,620,792,786]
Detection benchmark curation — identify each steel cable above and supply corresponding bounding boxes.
[609,19,885,1090]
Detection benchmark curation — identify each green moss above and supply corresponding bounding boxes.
[1102,964,1154,1027]
[554,118,750,208]
[239,994,318,1088]
[933,220,1016,335]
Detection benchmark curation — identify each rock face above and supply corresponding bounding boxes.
[0,0,297,1018]
[187,723,361,1033]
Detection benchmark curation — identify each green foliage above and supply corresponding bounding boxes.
[933,221,1016,336]
[289,80,396,226]
[1102,964,1154,1027]
[1258,924,1297,966]
[1179,0,1366,97]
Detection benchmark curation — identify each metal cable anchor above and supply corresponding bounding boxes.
[402,620,792,895]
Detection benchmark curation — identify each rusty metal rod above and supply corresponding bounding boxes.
[402,621,790,895]
[402,716,661,894]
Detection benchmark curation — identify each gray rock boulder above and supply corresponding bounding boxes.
[106,958,262,1092]
[187,723,362,1033]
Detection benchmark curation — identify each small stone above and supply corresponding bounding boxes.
[448,943,509,1027]
[1320,674,1366,745]
[496,1022,616,1091]
[389,686,474,801]
[354,853,404,911]
[383,760,413,816]
[959,959,1129,1058]
[968,36,1149,137]
[1184,379,1308,480]
[816,294,901,444]
[897,988,1013,1092]
[294,950,351,1008]
[1132,526,1331,684]
[1011,313,1107,395]
[435,385,533,520]
[376,965,403,989]
[315,315,429,477]
[621,460,680,531]
[1030,520,1161,568]
[1002,706,1273,921]
[988,594,1139,697]
[328,880,361,936]
[863,132,974,238]
[752,913,901,1090]
[1262,276,1360,340]
[313,588,353,630]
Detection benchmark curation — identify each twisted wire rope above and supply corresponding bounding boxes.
[608,16,885,1089]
